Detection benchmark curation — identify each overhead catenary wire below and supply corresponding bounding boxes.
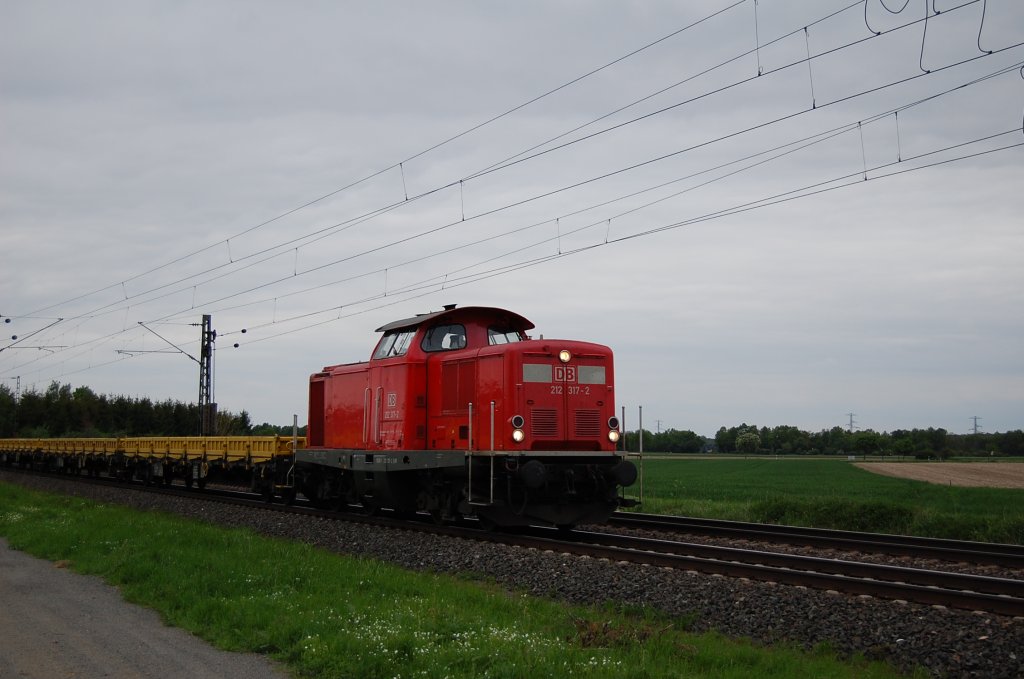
[3,2,1021,388]
[10,131,1022,385]
[5,49,1021,378]
[19,1,748,320]
[196,130,1024,347]
[15,0,1001,340]
[12,0,925,327]
[51,52,1024,338]
[460,0,990,184]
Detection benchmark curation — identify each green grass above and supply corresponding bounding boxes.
[631,459,1024,543]
[0,482,914,679]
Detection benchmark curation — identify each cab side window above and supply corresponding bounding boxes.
[421,324,467,352]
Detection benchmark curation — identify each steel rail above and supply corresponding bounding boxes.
[555,527,1023,596]
[505,529,1024,617]
[610,512,1024,568]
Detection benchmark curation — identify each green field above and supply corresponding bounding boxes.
[629,458,1024,544]
[0,481,913,679]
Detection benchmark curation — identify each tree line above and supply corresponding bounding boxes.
[3,381,1019,455]
[623,423,1024,457]
[0,382,301,438]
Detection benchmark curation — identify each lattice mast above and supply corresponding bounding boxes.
[199,314,217,435]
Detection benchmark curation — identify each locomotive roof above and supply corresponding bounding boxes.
[375,306,534,333]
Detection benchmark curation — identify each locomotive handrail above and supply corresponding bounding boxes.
[374,387,383,445]
[362,388,370,444]
[489,401,495,504]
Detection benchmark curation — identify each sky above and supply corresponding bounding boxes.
[1,1,1022,437]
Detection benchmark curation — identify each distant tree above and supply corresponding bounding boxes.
[69,386,102,435]
[715,426,737,453]
[648,428,704,454]
[622,429,654,452]
[1,381,257,438]
[16,387,47,435]
[0,384,16,436]
[811,426,852,455]
[997,431,1023,456]
[851,430,883,455]
[43,382,73,434]
[890,436,914,457]
[216,409,253,436]
[761,425,811,454]
[735,430,761,454]
[252,422,308,436]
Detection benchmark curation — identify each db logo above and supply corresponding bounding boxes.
[554,366,577,383]
[387,392,397,407]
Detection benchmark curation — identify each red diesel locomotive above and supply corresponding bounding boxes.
[292,305,638,527]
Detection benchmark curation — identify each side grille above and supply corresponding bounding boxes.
[531,409,559,437]
[574,410,601,437]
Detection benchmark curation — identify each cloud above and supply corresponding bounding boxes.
[2,1,1021,435]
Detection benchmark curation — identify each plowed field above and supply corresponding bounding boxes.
[856,462,1024,489]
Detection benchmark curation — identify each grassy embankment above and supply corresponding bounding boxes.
[0,481,913,679]
[631,458,1024,544]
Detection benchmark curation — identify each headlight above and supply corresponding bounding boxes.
[558,349,572,363]
[608,416,619,430]
[512,429,525,443]
[608,431,620,443]
[511,415,525,429]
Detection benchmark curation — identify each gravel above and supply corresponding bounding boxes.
[3,470,1022,678]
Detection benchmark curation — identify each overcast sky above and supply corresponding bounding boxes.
[2,1,1022,437]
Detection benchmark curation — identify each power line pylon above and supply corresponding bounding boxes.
[199,315,217,436]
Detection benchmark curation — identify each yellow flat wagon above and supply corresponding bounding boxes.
[0,436,306,489]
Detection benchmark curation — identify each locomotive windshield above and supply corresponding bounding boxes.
[372,329,416,359]
[488,327,525,345]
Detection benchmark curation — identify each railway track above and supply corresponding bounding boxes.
[5,468,1024,617]
[609,511,1024,569]
[521,527,1024,617]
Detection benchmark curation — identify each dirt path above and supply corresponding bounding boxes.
[856,462,1024,489]
[0,538,291,679]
